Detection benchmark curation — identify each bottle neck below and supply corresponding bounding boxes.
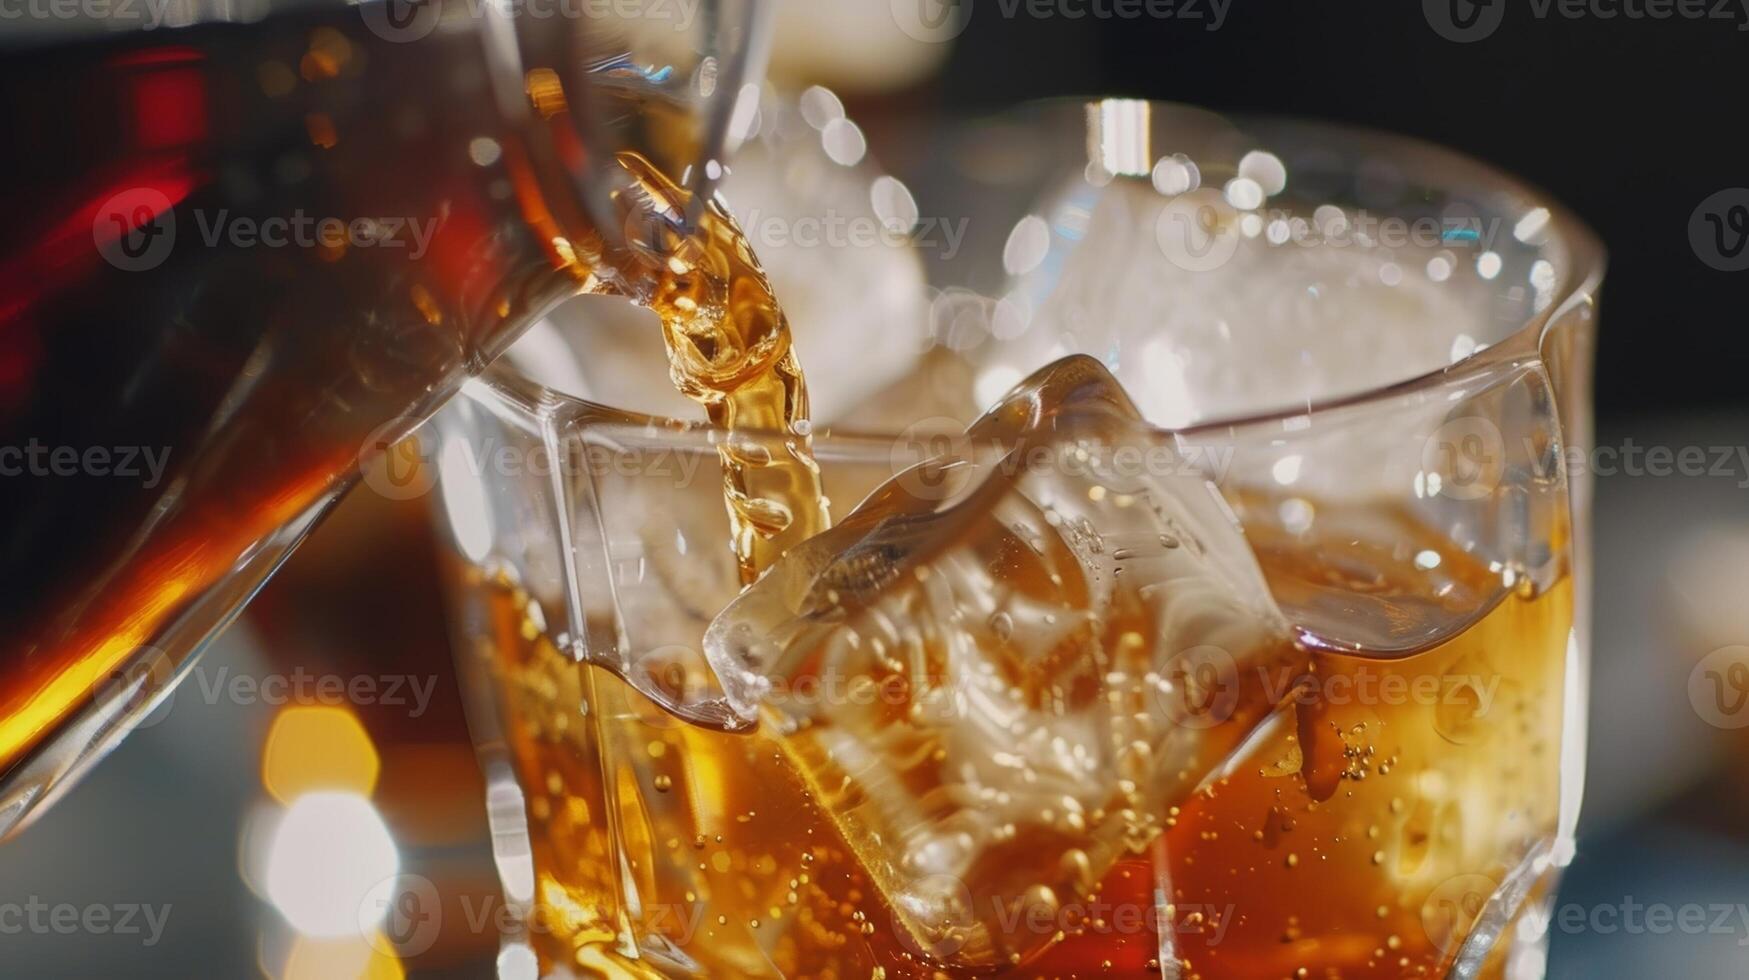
[0,4,653,821]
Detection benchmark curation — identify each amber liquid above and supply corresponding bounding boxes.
[614,155,831,583]
[457,515,1569,978]
[0,7,807,801]
[0,12,601,791]
[446,128,1568,976]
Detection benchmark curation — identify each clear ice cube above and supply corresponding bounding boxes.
[703,355,1302,968]
[979,179,1495,428]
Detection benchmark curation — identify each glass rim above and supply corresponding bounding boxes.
[476,98,1606,441]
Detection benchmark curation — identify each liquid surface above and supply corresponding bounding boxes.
[459,521,1568,978]
[446,169,1573,975]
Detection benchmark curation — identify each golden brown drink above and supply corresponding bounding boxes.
[613,155,831,583]
[457,519,1568,978]
[436,110,1579,979]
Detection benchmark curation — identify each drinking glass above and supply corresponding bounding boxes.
[428,98,1602,978]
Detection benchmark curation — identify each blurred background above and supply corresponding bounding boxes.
[3,1,1747,977]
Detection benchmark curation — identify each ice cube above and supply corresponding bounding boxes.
[979,179,1496,427]
[703,355,1302,968]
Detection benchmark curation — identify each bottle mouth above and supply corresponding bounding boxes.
[476,0,769,255]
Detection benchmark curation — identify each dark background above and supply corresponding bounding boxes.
[924,0,1748,420]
